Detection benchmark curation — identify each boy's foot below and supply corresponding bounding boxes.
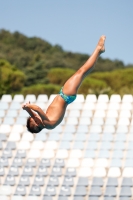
[97,35,106,54]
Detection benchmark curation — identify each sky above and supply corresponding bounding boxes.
[0,0,133,65]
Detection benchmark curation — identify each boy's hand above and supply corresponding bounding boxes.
[22,101,30,110]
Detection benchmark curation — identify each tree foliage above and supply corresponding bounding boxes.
[21,84,60,97]
[47,68,75,85]
[0,29,133,97]
[0,59,25,96]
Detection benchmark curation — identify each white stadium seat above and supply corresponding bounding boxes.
[56,150,68,159]
[42,150,55,158]
[74,94,85,103]
[122,167,133,177]
[78,167,92,177]
[24,94,36,103]
[110,94,121,103]
[97,94,109,102]
[122,94,133,103]
[36,94,48,102]
[108,167,121,177]
[67,158,80,167]
[85,94,97,102]
[1,94,12,103]
[93,167,106,177]
[1,92,133,199]
[13,94,24,103]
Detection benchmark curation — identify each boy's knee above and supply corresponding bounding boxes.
[77,68,85,76]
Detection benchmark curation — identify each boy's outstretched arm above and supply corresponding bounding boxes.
[22,103,36,118]
[22,102,49,121]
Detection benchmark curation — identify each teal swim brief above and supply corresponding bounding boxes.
[59,88,76,104]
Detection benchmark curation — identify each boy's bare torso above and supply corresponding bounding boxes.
[44,95,67,128]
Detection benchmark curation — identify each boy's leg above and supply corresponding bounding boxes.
[63,35,106,95]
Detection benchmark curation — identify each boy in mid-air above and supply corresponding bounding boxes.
[22,35,106,133]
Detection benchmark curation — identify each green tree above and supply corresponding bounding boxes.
[48,68,75,85]
[21,84,60,97]
[0,59,25,96]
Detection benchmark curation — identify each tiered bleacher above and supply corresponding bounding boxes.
[0,93,133,200]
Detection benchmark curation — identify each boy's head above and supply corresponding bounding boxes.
[26,116,43,134]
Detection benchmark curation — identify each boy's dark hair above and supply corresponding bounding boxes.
[26,117,41,134]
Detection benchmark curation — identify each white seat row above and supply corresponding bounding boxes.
[1,94,133,103]
[1,115,132,126]
[1,123,133,135]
